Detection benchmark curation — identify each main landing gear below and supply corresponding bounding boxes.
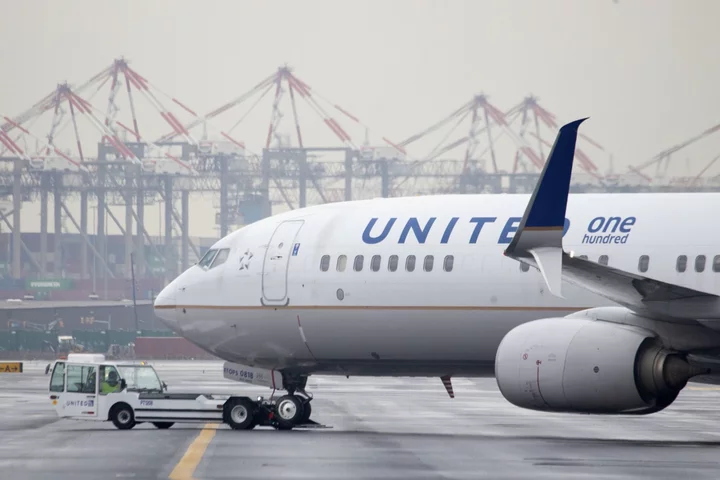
[223,376,321,431]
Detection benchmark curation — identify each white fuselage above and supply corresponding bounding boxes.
[153,193,720,377]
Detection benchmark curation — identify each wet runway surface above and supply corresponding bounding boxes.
[1,360,720,479]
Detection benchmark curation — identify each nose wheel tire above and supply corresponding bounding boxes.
[110,404,136,430]
[226,398,257,430]
[274,395,304,429]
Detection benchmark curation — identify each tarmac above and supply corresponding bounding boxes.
[1,360,720,479]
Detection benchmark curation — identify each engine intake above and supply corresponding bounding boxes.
[495,318,702,414]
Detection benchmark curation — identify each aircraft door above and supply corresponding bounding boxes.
[262,220,304,304]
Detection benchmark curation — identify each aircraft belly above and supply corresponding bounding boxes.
[175,306,574,373]
[295,308,562,363]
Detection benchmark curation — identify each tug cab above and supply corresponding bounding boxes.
[48,354,176,429]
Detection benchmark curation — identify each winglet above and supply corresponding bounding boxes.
[504,118,588,297]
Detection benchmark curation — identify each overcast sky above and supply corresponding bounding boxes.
[1,0,719,239]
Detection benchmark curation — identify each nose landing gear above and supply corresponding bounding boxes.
[273,393,314,430]
[223,375,324,431]
[272,375,315,430]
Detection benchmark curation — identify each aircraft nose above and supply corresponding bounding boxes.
[153,283,177,326]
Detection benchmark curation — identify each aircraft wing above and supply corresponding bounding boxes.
[504,119,720,322]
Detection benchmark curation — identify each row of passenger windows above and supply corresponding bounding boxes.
[674,254,720,273]
[200,248,720,276]
[320,255,455,273]
[635,254,720,273]
[520,254,720,274]
[323,253,720,275]
[322,253,720,274]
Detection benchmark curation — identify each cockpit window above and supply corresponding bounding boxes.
[198,249,217,268]
[211,249,230,269]
[198,249,218,269]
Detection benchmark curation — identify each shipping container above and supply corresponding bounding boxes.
[139,330,177,338]
[25,279,75,291]
[0,279,24,290]
[0,302,167,334]
[13,330,56,352]
[0,326,187,355]
[107,330,137,346]
[0,331,16,351]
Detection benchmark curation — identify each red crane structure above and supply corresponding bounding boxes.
[0,58,197,173]
[504,96,607,179]
[393,94,612,195]
[158,65,403,152]
[626,122,720,189]
[1,57,716,289]
[399,94,542,171]
[158,65,405,207]
[0,58,208,284]
[0,60,407,283]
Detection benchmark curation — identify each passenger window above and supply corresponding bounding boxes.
[320,255,330,272]
[676,255,687,273]
[211,249,230,268]
[638,255,649,273]
[198,249,217,269]
[406,255,416,272]
[443,255,454,272]
[714,255,720,273]
[50,362,65,392]
[423,255,434,272]
[695,255,706,273]
[353,255,364,272]
[598,255,609,266]
[371,255,381,272]
[388,255,399,272]
[66,364,97,394]
[519,262,530,272]
[336,255,347,272]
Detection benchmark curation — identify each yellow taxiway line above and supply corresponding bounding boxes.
[169,423,219,480]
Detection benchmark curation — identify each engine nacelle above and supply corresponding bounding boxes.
[495,318,699,414]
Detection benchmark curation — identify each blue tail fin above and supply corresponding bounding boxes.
[504,117,588,296]
[523,118,587,231]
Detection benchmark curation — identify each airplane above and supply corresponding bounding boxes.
[153,118,720,429]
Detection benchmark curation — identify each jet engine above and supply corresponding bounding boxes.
[494,318,702,415]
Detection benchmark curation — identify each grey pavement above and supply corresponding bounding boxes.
[0,360,718,479]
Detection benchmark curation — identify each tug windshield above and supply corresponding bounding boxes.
[117,365,163,392]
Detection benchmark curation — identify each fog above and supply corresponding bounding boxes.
[1,0,718,237]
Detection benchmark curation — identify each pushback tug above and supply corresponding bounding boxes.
[49,354,322,430]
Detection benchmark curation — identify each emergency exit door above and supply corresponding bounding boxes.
[262,220,304,303]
